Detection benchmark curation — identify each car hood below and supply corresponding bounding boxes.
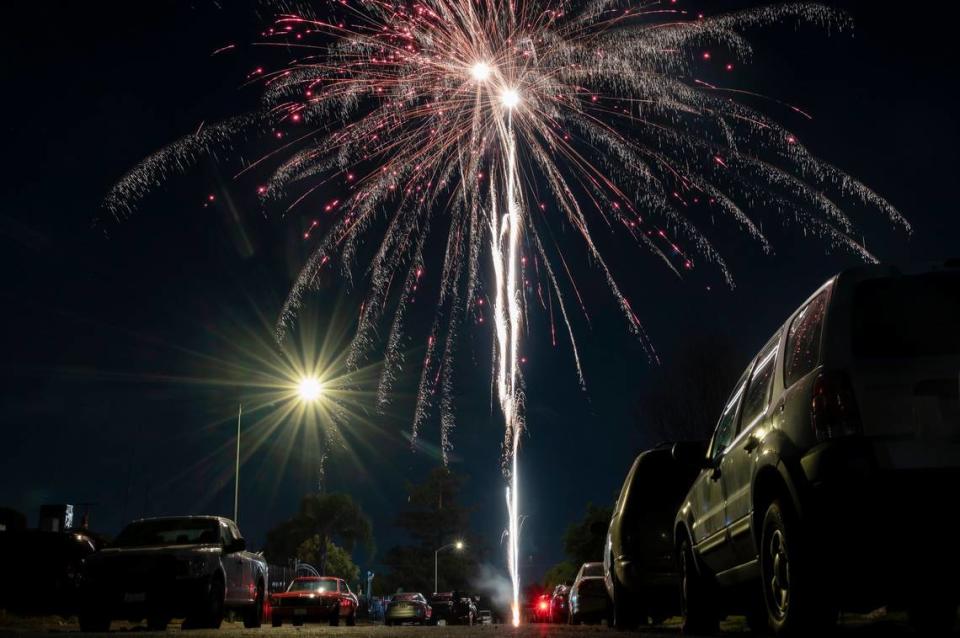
[272,592,340,600]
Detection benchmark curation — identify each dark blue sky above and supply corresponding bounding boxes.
[1,0,958,585]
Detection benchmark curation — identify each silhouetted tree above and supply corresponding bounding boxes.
[563,502,612,568]
[264,492,373,575]
[635,333,743,443]
[297,536,361,583]
[379,468,480,594]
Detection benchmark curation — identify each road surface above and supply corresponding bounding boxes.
[0,611,951,637]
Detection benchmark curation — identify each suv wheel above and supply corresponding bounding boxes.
[146,616,170,631]
[79,613,111,633]
[679,536,718,635]
[760,500,836,636]
[243,581,264,628]
[908,595,958,633]
[611,564,640,630]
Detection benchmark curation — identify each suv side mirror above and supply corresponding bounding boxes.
[224,537,246,554]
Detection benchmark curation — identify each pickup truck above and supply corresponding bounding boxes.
[79,515,267,631]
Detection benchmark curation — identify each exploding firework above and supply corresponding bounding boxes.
[105,0,906,623]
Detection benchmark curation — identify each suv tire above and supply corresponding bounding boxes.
[611,564,640,630]
[760,500,836,636]
[908,594,958,634]
[679,536,718,635]
[79,613,110,633]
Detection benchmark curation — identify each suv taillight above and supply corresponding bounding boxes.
[810,370,861,442]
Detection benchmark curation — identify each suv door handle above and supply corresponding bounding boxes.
[743,434,760,452]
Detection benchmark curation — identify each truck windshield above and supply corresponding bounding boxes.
[853,271,960,358]
[113,519,220,548]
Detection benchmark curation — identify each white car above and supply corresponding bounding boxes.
[568,562,610,624]
[675,262,960,635]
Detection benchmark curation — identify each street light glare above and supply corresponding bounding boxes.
[455,541,464,550]
[297,376,323,402]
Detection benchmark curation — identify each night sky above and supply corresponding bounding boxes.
[1,1,958,586]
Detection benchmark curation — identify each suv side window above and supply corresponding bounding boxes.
[740,333,781,433]
[709,370,749,461]
[784,290,828,387]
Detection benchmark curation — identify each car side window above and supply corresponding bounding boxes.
[784,290,828,388]
[739,333,781,433]
[709,370,749,461]
[219,522,232,546]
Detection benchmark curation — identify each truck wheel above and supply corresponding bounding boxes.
[243,581,264,628]
[680,536,718,635]
[329,610,340,626]
[184,575,225,630]
[346,611,356,627]
[908,596,958,634]
[611,566,639,630]
[760,500,836,636]
[146,616,170,631]
[272,615,282,628]
[79,613,111,633]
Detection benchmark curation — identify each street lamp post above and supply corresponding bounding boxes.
[232,376,323,524]
[234,403,242,522]
[434,540,464,594]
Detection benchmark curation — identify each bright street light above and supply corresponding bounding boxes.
[297,376,323,402]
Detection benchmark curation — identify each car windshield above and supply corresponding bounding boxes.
[288,578,338,593]
[112,519,219,548]
[431,594,453,601]
[582,563,604,578]
[853,272,960,358]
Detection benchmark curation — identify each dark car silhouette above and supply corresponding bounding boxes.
[675,263,960,635]
[602,441,705,629]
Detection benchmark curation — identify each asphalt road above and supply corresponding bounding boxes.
[0,613,954,637]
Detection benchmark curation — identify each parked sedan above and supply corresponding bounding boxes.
[568,562,610,625]
[79,516,267,632]
[385,592,432,625]
[270,577,357,627]
[549,585,570,624]
[675,262,960,635]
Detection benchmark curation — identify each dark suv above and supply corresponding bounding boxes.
[602,441,705,629]
[674,263,960,635]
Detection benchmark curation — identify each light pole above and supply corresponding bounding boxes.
[234,403,242,522]
[296,376,324,491]
[232,376,323,523]
[434,540,464,594]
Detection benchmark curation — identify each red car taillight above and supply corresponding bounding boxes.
[811,370,861,442]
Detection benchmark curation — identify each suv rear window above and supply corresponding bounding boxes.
[853,272,960,358]
[784,290,828,387]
